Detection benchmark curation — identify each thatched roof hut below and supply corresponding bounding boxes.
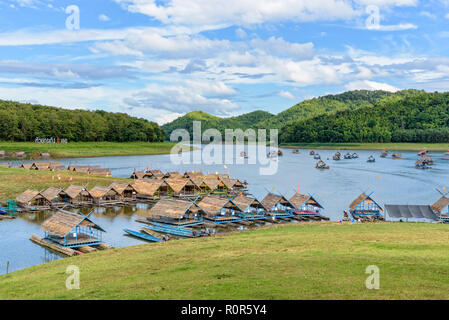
[165,178,200,195]
[289,193,323,210]
[64,185,92,201]
[88,168,112,176]
[41,187,65,202]
[20,163,32,169]
[145,169,164,179]
[261,193,294,211]
[349,192,383,218]
[232,195,266,214]
[16,190,50,206]
[41,210,105,247]
[197,196,242,218]
[49,165,67,171]
[141,199,205,224]
[132,180,163,197]
[430,196,449,214]
[30,162,61,170]
[109,182,137,198]
[68,165,101,172]
[164,171,183,179]
[89,186,119,200]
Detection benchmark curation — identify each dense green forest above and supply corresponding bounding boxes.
[163,89,449,143]
[280,90,449,143]
[161,110,273,139]
[0,100,164,142]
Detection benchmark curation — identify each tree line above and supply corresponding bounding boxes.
[0,100,165,142]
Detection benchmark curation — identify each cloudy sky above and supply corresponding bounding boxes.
[0,0,449,124]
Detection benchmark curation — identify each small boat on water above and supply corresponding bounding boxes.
[292,149,299,154]
[310,150,315,156]
[392,153,402,159]
[316,160,330,170]
[418,149,429,156]
[415,156,432,169]
[333,152,341,161]
[380,150,388,158]
[314,154,321,160]
[240,151,248,159]
[352,153,359,159]
[344,153,352,160]
[124,229,163,242]
[277,150,283,156]
[367,156,375,163]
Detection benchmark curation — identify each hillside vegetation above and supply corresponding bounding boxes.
[0,100,164,142]
[281,90,449,143]
[2,222,449,299]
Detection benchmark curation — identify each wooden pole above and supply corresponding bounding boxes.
[6,261,9,274]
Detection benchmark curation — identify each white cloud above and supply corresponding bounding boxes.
[345,80,399,92]
[99,14,111,22]
[279,90,295,99]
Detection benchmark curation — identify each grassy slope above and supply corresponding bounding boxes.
[0,167,131,200]
[0,142,176,158]
[281,142,449,152]
[2,222,449,300]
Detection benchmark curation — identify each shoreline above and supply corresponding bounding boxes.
[280,142,449,152]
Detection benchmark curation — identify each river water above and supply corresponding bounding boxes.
[1,145,448,274]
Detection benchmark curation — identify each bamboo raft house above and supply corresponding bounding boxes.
[380,149,388,158]
[88,168,112,177]
[418,149,429,156]
[163,171,184,179]
[367,155,375,163]
[30,162,62,170]
[261,193,294,219]
[16,190,51,211]
[41,187,68,208]
[138,198,206,226]
[132,180,163,200]
[333,152,341,161]
[130,170,145,180]
[30,209,110,256]
[68,165,101,172]
[309,150,315,156]
[430,196,449,223]
[89,186,121,205]
[197,196,243,224]
[165,178,201,197]
[220,178,247,195]
[289,193,327,220]
[316,160,329,169]
[349,192,384,220]
[344,153,352,159]
[232,195,266,220]
[63,185,94,206]
[190,177,212,195]
[20,163,33,169]
[415,156,432,169]
[145,169,165,179]
[109,182,138,201]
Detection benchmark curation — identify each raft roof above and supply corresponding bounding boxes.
[64,185,90,199]
[164,178,196,193]
[132,180,163,196]
[16,189,43,204]
[232,196,266,212]
[41,210,105,238]
[184,171,204,178]
[349,192,383,211]
[430,196,449,213]
[109,182,135,195]
[197,196,241,216]
[41,187,64,201]
[203,179,221,190]
[130,171,145,179]
[261,193,294,210]
[143,199,203,219]
[89,186,117,198]
[289,193,323,209]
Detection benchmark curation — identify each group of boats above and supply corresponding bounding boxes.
[307,150,375,170]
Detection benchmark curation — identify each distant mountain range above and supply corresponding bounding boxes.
[163,89,449,143]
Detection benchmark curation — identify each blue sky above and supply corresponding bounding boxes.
[0,0,449,124]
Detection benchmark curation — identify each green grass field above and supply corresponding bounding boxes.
[0,141,177,158]
[281,142,449,152]
[0,167,131,200]
[2,222,449,300]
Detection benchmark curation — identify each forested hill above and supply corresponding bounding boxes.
[280,90,449,143]
[162,90,399,139]
[0,100,164,142]
[161,110,273,139]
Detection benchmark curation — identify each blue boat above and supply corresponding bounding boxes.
[123,229,163,242]
[145,223,201,238]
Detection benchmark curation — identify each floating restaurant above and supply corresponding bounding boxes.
[232,195,266,220]
[16,190,51,210]
[140,198,206,226]
[430,196,449,222]
[289,193,324,218]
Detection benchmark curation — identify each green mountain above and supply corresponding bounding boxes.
[0,100,164,142]
[161,110,273,139]
[162,90,397,139]
[280,90,449,143]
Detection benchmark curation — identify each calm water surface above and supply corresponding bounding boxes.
[1,146,448,274]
